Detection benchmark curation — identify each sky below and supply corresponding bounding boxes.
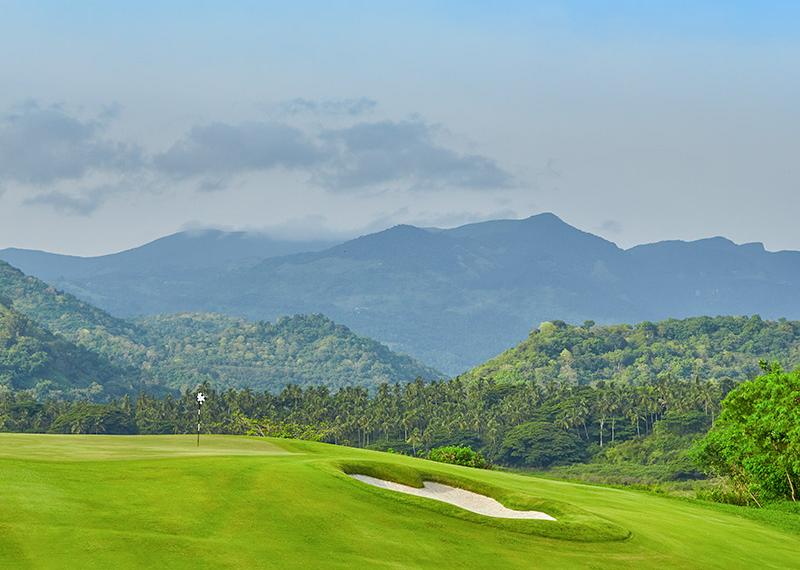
[0,1,799,255]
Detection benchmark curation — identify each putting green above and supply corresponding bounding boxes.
[0,434,796,569]
[0,433,289,461]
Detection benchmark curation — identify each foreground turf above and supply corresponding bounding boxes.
[0,434,797,569]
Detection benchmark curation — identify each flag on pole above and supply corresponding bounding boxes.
[196,392,206,446]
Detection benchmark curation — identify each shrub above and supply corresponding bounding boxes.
[427,445,489,469]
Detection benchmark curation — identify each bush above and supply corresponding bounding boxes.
[427,445,489,469]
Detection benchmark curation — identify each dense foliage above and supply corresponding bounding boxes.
[427,445,488,469]
[549,410,709,486]
[138,313,441,391]
[0,375,726,471]
[693,363,800,504]
[0,299,135,398]
[0,261,440,396]
[465,316,800,387]
[0,261,147,367]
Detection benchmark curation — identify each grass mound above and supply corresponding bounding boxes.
[338,460,630,542]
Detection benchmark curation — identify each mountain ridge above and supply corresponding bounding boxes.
[2,213,799,374]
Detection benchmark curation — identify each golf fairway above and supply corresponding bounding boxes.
[0,434,796,569]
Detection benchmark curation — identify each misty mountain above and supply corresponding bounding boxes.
[3,213,799,374]
[0,230,338,313]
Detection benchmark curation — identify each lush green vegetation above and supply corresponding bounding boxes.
[0,434,797,568]
[466,316,800,386]
[0,261,440,396]
[0,298,134,398]
[0,375,724,465]
[0,260,148,367]
[545,411,709,488]
[693,363,800,505]
[427,445,488,469]
[138,312,441,391]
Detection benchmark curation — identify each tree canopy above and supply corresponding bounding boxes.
[693,363,800,504]
[465,316,800,387]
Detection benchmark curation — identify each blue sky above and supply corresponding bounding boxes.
[1,1,798,254]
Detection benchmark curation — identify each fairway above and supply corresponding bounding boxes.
[0,434,797,569]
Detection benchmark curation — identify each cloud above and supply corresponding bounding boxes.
[24,189,106,216]
[0,102,142,186]
[155,117,513,194]
[277,97,378,117]
[316,119,514,192]
[153,121,323,180]
[21,175,150,216]
[7,100,514,217]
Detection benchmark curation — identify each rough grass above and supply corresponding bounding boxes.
[1,434,798,569]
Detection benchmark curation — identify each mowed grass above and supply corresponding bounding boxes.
[0,435,797,569]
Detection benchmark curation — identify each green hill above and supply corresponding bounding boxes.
[0,260,148,368]
[0,261,441,394]
[0,434,797,568]
[138,312,442,391]
[465,315,800,386]
[0,299,133,397]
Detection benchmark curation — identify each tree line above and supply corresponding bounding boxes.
[0,374,727,464]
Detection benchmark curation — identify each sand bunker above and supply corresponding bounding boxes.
[349,474,556,520]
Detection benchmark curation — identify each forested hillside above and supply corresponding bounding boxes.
[0,299,134,398]
[138,313,442,391]
[465,316,800,386]
[0,261,441,395]
[0,260,148,367]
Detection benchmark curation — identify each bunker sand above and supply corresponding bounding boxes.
[350,473,556,520]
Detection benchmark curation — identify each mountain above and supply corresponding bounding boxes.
[463,315,800,386]
[0,230,339,314]
[3,213,800,374]
[0,260,440,395]
[207,214,638,373]
[0,299,134,398]
[624,237,800,319]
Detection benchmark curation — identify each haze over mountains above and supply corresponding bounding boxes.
[0,229,336,285]
[3,213,799,374]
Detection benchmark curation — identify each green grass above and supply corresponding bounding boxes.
[0,435,797,569]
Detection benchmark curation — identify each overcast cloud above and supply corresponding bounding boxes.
[0,103,142,186]
[5,106,514,211]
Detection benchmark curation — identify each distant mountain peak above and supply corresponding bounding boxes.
[524,211,563,223]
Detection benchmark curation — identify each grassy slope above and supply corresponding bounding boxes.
[0,435,797,569]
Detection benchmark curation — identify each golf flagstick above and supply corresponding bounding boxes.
[196,392,206,446]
